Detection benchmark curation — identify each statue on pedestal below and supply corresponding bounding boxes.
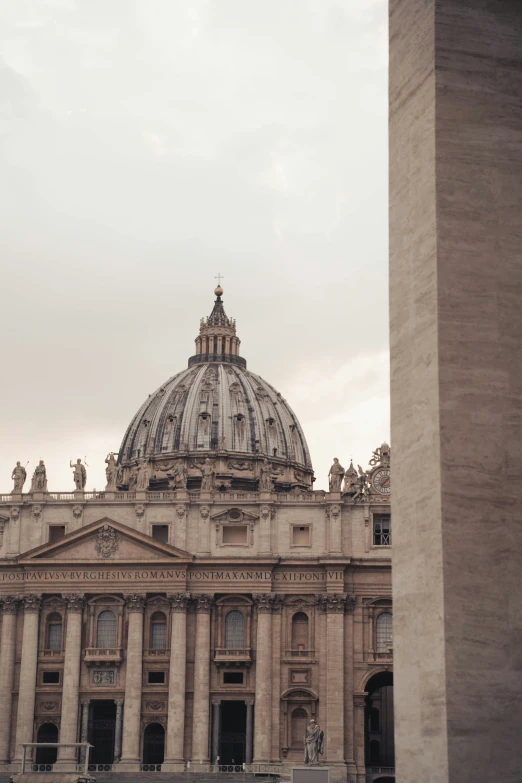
[199,458,215,491]
[304,719,324,765]
[11,462,27,493]
[135,458,150,490]
[70,458,87,490]
[328,458,345,492]
[105,453,117,490]
[259,458,274,491]
[31,461,48,492]
[167,463,188,490]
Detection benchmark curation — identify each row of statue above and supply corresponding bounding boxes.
[328,442,390,495]
[11,458,88,493]
[10,454,278,494]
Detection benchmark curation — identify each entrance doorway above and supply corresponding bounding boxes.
[220,701,246,765]
[143,723,165,765]
[35,723,58,767]
[88,700,116,765]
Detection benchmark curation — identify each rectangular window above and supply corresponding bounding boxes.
[148,671,166,684]
[42,671,60,684]
[151,525,169,543]
[47,623,62,650]
[222,525,248,545]
[292,526,310,546]
[48,526,66,543]
[223,671,244,685]
[373,515,391,546]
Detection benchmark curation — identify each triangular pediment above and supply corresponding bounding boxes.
[18,518,193,564]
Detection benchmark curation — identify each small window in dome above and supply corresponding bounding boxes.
[267,417,275,427]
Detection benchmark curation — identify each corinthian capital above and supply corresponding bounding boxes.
[253,593,277,613]
[2,596,19,615]
[64,594,85,613]
[22,594,42,613]
[193,594,214,613]
[124,593,146,612]
[317,593,348,613]
[168,592,191,613]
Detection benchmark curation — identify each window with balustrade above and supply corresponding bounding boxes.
[96,610,117,648]
[376,612,393,651]
[150,612,167,649]
[224,610,245,648]
[373,514,391,546]
[46,613,63,650]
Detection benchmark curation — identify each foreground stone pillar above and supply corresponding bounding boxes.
[253,594,274,763]
[322,594,345,764]
[245,699,253,765]
[119,594,145,769]
[192,594,213,762]
[80,700,90,764]
[0,598,19,762]
[163,592,190,770]
[389,3,522,782]
[211,699,220,764]
[114,699,124,763]
[353,694,366,783]
[58,594,85,765]
[14,595,41,763]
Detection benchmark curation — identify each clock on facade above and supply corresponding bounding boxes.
[372,468,391,494]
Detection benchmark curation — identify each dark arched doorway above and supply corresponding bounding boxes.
[365,672,394,770]
[143,723,165,766]
[35,723,58,767]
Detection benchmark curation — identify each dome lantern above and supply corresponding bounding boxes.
[190,285,245,369]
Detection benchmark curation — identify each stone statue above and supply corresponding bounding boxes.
[259,458,273,491]
[105,453,117,490]
[304,719,324,765]
[70,458,87,490]
[342,460,358,494]
[328,458,345,492]
[30,461,48,492]
[353,469,368,502]
[135,458,150,490]
[167,463,188,490]
[199,458,215,492]
[11,462,27,493]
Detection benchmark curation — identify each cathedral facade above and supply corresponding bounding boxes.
[0,288,393,782]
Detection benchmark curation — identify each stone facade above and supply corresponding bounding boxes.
[0,289,393,780]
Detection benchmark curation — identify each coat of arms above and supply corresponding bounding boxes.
[95,524,119,558]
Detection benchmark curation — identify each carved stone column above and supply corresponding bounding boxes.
[319,593,347,764]
[253,594,275,762]
[119,594,146,769]
[0,598,19,762]
[80,700,90,763]
[270,596,283,762]
[164,593,190,770]
[114,699,124,762]
[211,699,220,764]
[353,693,367,783]
[192,594,213,762]
[245,699,254,765]
[14,595,41,764]
[58,594,85,764]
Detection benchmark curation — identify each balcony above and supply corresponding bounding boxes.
[214,648,252,667]
[144,648,170,661]
[84,647,123,666]
[39,648,64,662]
[285,649,314,658]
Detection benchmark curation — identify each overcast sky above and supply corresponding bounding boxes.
[0,0,388,493]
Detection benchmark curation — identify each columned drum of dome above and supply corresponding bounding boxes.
[117,287,314,492]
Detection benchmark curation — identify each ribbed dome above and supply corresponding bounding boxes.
[117,288,313,492]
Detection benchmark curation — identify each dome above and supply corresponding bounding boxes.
[117,288,313,493]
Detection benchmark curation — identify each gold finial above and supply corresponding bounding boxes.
[214,272,224,296]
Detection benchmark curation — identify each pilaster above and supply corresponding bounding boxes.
[14,595,41,763]
[0,598,19,762]
[192,594,213,762]
[163,592,191,771]
[119,594,146,770]
[253,593,275,762]
[57,594,85,765]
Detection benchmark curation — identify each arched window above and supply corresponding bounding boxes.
[291,612,309,652]
[291,708,308,748]
[225,610,245,648]
[151,612,167,650]
[376,612,393,651]
[370,739,381,764]
[46,612,63,650]
[96,610,117,648]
